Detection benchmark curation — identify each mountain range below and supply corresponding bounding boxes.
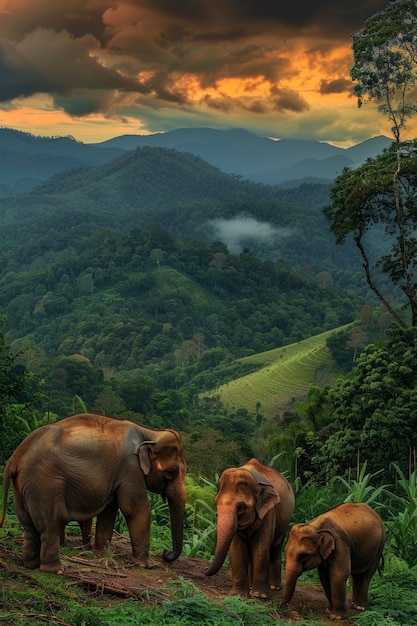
[94,128,392,185]
[0,126,392,195]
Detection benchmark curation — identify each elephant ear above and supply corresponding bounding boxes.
[248,468,280,520]
[317,528,336,560]
[138,441,156,475]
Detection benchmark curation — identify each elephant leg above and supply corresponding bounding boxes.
[39,529,64,573]
[351,570,374,610]
[324,566,349,619]
[79,518,93,548]
[249,537,272,599]
[318,565,332,607]
[94,504,118,554]
[118,492,152,567]
[229,536,250,596]
[269,538,284,590]
[22,526,41,569]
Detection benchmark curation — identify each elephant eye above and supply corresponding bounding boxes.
[163,467,178,480]
[298,552,308,562]
[237,503,247,515]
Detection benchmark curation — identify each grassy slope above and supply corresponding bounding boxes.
[202,324,353,417]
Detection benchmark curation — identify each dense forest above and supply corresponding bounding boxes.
[0,142,409,481]
[0,146,391,294]
[2,1,417,622]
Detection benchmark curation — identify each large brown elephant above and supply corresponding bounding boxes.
[205,458,295,599]
[0,413,186,574]
[282,502,385,620]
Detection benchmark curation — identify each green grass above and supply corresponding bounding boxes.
[2,474,417,626]
[202,325,352,417]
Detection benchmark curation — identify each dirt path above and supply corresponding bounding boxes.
[1,535,354,624]
[60,535,352,624]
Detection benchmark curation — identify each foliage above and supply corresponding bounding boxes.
[2,471,417,625]
[291,479,343,524]
[385,463,417,567]
[203,326,347,420]
[355,566,417,626]
[324,140,417,326]
[0,321,47,464]
[162,594,281,625]
[0,218,361,422]
[351,0,417,142]
[308,326,417,483]
[337,461,387,508]
[339,1,417,326]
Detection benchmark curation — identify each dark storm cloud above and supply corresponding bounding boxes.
[0,0,389,126]
[129,0,388,37]
[0,26,140,106]
[320,77,354,95]
[271,88,310,113]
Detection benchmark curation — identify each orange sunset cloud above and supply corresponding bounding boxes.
[0,0,409,146]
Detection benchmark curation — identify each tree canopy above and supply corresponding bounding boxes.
[309,326,417,482]
[324,140,417,326]
[351,0,417,142]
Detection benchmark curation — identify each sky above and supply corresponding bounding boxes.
[0,0,410,147]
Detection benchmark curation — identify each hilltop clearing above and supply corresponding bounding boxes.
[202,325,352,418]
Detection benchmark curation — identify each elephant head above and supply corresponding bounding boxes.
[205,466,280,576]
[138,429,186,562]
[282,523,335,605]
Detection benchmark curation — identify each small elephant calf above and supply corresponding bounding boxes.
[205,458,295,599]
[282,502,385,620]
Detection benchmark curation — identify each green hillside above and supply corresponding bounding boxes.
[0,145,369,294]
[202,325,353,418]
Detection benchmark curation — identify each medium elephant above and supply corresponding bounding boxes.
[0,413,186,574]
[205,458,295,599]
[282,502,385,620]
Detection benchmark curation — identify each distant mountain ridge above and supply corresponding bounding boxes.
[0,127,123,195]
[0,126,392,195]
[0,144,366,296]
[93,128,392,184]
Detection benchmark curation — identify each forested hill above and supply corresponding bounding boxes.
[0,141,373,421]
[0,145,364,292]
[0,126,391,195]
[0,127,123,195]
[0,220,360,416]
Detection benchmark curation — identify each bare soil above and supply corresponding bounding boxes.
[1,534,357,624]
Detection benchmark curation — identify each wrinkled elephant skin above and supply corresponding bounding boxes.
[0,413,186,574]
[282,502,385,620]
[205,458,294,599]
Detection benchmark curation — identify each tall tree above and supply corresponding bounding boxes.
[326,0,417,326]
[351,0,417,143]
[0,319,46,463]
[324,142,417,326]
[311,326,417,482]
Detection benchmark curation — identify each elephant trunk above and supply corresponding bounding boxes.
[281,566,302,605]
[205,506,237,576]
[163,474,186,562]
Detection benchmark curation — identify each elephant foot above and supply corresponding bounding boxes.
[270,583,282,591]
[131,556,150,568]
[325,608,346,621]
[229,587,249,597]
[250,589,270,600]
[39,563,64,574]
[351,602,366,611]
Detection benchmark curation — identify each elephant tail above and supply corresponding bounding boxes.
[377,554,385,576]
[0,462,13,527]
